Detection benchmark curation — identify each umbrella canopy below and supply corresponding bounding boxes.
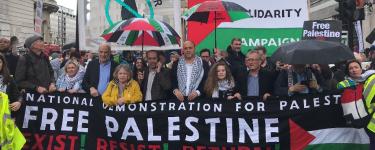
[182,1,250,48]
[182,1,250,23]
[62,42,76,51]
[270,40,355,64]
[102,18,180,51]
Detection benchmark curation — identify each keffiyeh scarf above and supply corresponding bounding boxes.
[177,56,204,96]
[212,80,235,98]
[0,75,7,93]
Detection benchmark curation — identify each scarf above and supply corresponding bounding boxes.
[62,72,83,90]
[0,75,7,93]
[212,80,235,98]
[177,56,204,96]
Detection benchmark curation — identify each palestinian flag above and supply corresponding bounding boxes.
[182,1,250,23]
[285,95,370,150]
[101,18,180,50]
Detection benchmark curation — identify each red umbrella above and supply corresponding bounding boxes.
[102,18,181,51]
[183,1,250,48]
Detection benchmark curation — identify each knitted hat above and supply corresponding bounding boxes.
[24,35,43,49]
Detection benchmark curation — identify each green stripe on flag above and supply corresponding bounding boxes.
[163,143,168,150]
[102,20,123,35]
[149,18,164,32]
[275,144,280,150]
[168,35,177,44]
[228,11,250,22]
[125,31,139,45]
[182,3,201,19]
[305,144,369,150]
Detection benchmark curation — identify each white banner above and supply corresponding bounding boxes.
[354,21,364,52]
[219,0,309,28]
[34,0,43,35]
[78,0,86,51]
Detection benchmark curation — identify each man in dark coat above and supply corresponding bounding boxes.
[139,50,171,101]
[82,43,117,97]
[0,37,19,76]
[15,35,56,93]
[239,50,274,100]
[226,38,248,97]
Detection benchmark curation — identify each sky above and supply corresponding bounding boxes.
[56,0,77,13]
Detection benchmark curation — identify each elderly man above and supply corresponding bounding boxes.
[82,43,117,97]
[15,35,56,93]
[171,41,209,101]
[0,37,19,76]
[240,51,274,100]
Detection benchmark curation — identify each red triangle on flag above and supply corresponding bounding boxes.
[123,20,156,31]
[289,119,315,150]
[102,33,113,41]
[132,32,159,46]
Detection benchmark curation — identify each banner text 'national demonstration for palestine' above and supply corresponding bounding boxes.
[16,92,369,150]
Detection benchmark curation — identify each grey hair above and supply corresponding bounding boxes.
[113,64,133,81]
[246,50,262,60]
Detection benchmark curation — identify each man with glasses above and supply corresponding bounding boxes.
[240,51,274,100]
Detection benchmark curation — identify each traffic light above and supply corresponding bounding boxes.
[335,0,344,20]
[342,0,356,21]
[335,0,356,21]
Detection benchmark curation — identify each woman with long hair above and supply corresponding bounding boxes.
[204,61,241,100]
[0,54,22,116]
[133,57,147,84]
[102,64,142,106]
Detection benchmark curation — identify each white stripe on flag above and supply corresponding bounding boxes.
[111,21,125,32]
[308,128,369,144]
[116,31,130,45]
[158,20,173,35]
[342,100,368,119]
[161,33,172,46]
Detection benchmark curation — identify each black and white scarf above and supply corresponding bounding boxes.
[0,75,7,93]
[212,80,234,98]
[177,56,204,96]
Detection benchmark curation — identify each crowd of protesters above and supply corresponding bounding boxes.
[1,35,375,114]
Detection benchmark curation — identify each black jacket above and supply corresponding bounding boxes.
[82,59,117,92]
[226,46,248,95]
[273,69,321,96]
[1,51,19,76]
[5,78,22,118]
[141,68,171,100]
[171,57,210,99]
[226,46,246,73]
[15,52,54,90]
[4,78,21,103]
[238,69,275,97]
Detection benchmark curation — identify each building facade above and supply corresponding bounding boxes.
[87,0,186,41]
[0,0,58,45]
[50,5,76,46]
[310,0,375,48]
